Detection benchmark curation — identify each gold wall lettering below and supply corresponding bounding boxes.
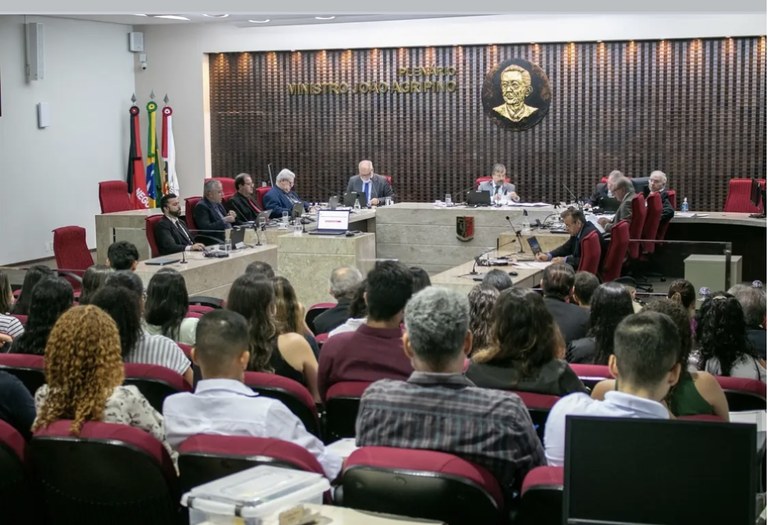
[286,65,458,95]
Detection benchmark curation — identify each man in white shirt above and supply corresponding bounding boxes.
[543,311,681,466]
[162,309,341,480]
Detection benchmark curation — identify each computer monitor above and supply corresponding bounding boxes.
[563,416,757,525]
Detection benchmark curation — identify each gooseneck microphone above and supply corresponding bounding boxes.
[506,216,525,254]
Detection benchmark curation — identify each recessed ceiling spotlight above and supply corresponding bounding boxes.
[248,19,271,24]
[314,16,336,20]
[203,14,230,18]
[152,15,191,21]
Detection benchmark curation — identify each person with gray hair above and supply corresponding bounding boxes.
[642,170,675,225]
[598,176,635,235]
[346,160,394,207]
[312,266,364,335]
[263,168,311,219]
[728,283,767,359]
[356,286,545,502]
[588,169,623,209]
[193,178,236,245]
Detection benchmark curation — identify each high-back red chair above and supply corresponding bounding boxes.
[724,178,766,213]
[627,194,647,260]
[656,190,677,241]
[713,376,766,411]
[641,192,662,254]
[243,372,321,437]
[255,186,270,210]
[599,220,630,283]
[177,434,326,494]
[123,363,192,413]
[144,215,163,258]
[30,421,180,525]
[52,226,94,291]
[305,302,336,335]
[512,390,561,442]
[569,363,613,391]
[0,354,45,396]
[515,466,564,525]
[324,381,371,441]
[0,420,38,523]
[184,196,202,232]
[474,176,511,188]
[205,177,236,198]
[338,447,505,525]
[98,180,133,213]
[576,230,601,275]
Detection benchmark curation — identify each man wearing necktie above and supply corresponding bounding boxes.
[346,160,394,207]
[193,179,237,245]
[477,163,521,204]
[154,193,206,255]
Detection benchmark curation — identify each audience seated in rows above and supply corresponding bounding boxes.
[11,265,54,316]
[356,286,545,503]
[318,261,414,400]
[90,273,193,385]
[567,283,635,364]
[728,283,767,360]
[482,269,513,291]
[10,277,73,355]
[162,310,341,479]
[544,311,682,466]
[226,274,320,402]
[327,279,368,338]
[571,271,599,309]
[466,288,587,396]
[0,370,35,440]
[107,240,139,271]
[696,292,766,381]
[33,305,175,461]
[467,284,499,356]
[0,271,24,350]
[144,268,198,345]
[273,276,320,356]
[77,264,112,305]
[592,299,729,419]
[540,264,589,345]
[313,266,364,335]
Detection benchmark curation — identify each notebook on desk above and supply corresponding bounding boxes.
[144,256,181,266]
[308,210,350,236]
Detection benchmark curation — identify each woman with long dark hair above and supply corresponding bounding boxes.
[12,265,54,316]
[467,284,499,355]
[144,268,197,345]
[11,277,73,355]
[78,264,112,305]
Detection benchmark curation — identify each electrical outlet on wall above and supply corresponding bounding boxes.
[45,241,53,253]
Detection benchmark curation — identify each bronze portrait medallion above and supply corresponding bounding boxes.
[482,58,551,131]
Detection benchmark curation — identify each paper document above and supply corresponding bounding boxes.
[513,261,551,270]
[325,437,359,459]
[508,202,551,207]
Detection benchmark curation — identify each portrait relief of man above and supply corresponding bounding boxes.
[493,64,538,122]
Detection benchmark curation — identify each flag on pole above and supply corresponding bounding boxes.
[126,102,149,209]
[145,99,166,208]
[161,101,179,196]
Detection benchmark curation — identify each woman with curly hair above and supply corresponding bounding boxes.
[144,268,197,345]
[11,277,73,355]
[467,284,499,355]
[272,276,319,355]
[227,274,321,402]
[697,292,766,381]
[567,282,635,364]
[467,287,587,395]
[32,305,175,460]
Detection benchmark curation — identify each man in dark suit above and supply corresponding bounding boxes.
[193,179,236,245]
[313,266,364,335]
[346,160,393,207]
[598,176,635,237]
[536,208,602,270]
[226,173,262,224]
[540,263,589,345]
[642,170,675,225]
[477,163,520,204]
[263,168,311,219]
[588,169,623,209]
[154,193,206,255]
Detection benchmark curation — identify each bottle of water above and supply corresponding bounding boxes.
[681,197,689,213]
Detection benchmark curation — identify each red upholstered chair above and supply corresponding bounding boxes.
[305,302,336,335]
[255,186,270,210]
[177,343,193,360]
[98,180,133,213]
[599,220,630,283]
[0,420,38,523]
[627,193,647,261]
[177,434,326,494]
[641,192,662,255]
[30,421,180,525]
[243,372,321,437]
[189,296,224,309]
[656,190,677,241]
[52,226,94,291]
[474,176,511,188]
[205,177,236,198]
[576,230,600,275]
[512,390,561,442]
[145,215,163,258]
[123,363,192,413]
[11,314,27,327]
[724,178,766,213]
[338,447,505,525]
[713,376,766,411]
[569,364,613,391]
[324,381,371,441]
[678,414,726,422]
[184,196,202,232]
[188,304,215,315]
[0,353,45,396]
[380,174,393,186]
[515,466,564,525]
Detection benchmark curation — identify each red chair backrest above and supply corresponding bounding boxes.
[123,363,192,412]
[177,343,193,360]
[184,196,202,231]
[11,314,27,327]
[0,419,36,522]
[379,174,393,186]
[474,176,511,188]
[52,226,95,287]
[576,230,601,275]
[599,220,630,282]
[243,372,320,437]
[627,194,647,260]
[255,186,270,210]
[713,375,766,411]
[723,178,765,213]
[305,302,337,334]
[144,215,163,258]
[0,353,45,396]
[656,189,677,241]
[205,177,236,198]
[641,192,662,254]
[517,466,564,525]
[568,363,612,380]
[323,381,372,441]
[98,180,133,213]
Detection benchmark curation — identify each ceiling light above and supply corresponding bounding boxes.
[314,16,336,20]
[203,14,229,18]
[248,19,271,24]
[152,15,191,21]
[134,14,148,17]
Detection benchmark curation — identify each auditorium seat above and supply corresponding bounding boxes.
[599,219,630,283]
[655,190,676,241]
[474,176,511,188]
[0,353,45,396]
[576,229,601,275]
[205,177,236,198]
[183,196,202,232]
[641,192,662,255]
[338,447,505,525]
[243,372,321,437]
[145,215,163,258]
[568,363,612,391]
[511,390,560,442]
[188,304,215,315]
[188,296,224,309]
[723,178,766,213]
[30,420,181,525]
[98,180,133,213]
[123,363,192,413]
[52,225,94,291]
[324,381,371,441]
[515,466,564,525]
[11,314,27,327]
[305,302,336,335]
[713,376,766,411]
[177,434,326,494]
[177,343,193,360]
[255,186,270,210]
[627,193,647,260]
[0,420,39,524]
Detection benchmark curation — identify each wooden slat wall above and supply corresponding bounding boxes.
[209,37,766,211]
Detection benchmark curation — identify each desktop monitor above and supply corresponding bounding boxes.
[563,416,757,525]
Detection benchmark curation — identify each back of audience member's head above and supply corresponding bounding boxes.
[0,270,12,314]
[482,269,513,291]
[272,276,303,334]
[107,241,139,271]
[89,284,142,359]
[194,310,250,379]
[144,268,189,339]
[573,271,600,307]
[366,260,413,322]
[541,263,575,299]
[244,260,275,280]
[409,266,432,294]
[105,270,144,297]
[668,279,696,312]
[348,279,368,319]
[467,284,500,354]
[226,273,276,372]
[79,264,112,305]
[11,277,74,355]
[329,266,363,300]
[589,282,635,365]
[643,299,693,370]
[473,288,562,377]
[613,311,680,391]
[12,265,55,316]
[34,305,124,435]
[727,283,766,328]
[696,292,755,376]
[404,287,470,372]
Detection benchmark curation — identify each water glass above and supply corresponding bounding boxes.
[445,194,452,206]
[292,220,303,236]
[280,211,289,229]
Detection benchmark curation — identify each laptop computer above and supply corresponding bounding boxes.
[228,227,246,249]
[308,210,350,236]
[144,255,181,266]
[343,192,364,208]
[526,236,542,256]
[466,190,491,207]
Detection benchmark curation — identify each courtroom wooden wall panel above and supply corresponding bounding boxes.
[209,37,766,211]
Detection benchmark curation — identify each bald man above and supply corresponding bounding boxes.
[346,160,394,207]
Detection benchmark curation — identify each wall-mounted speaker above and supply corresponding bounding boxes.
[128,31,144,53]
[25,22,44,81]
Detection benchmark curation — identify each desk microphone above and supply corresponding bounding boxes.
[470,247,496,275]
[505,216,525,254]
[563,183,582,210]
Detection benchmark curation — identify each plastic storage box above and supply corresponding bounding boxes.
[182,465,330,525]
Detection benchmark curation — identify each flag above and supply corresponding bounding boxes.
[161,104,179,196]
[126,104,149,209]
[145,100,166,208]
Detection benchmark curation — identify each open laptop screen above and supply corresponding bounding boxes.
[316,210,350,232]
